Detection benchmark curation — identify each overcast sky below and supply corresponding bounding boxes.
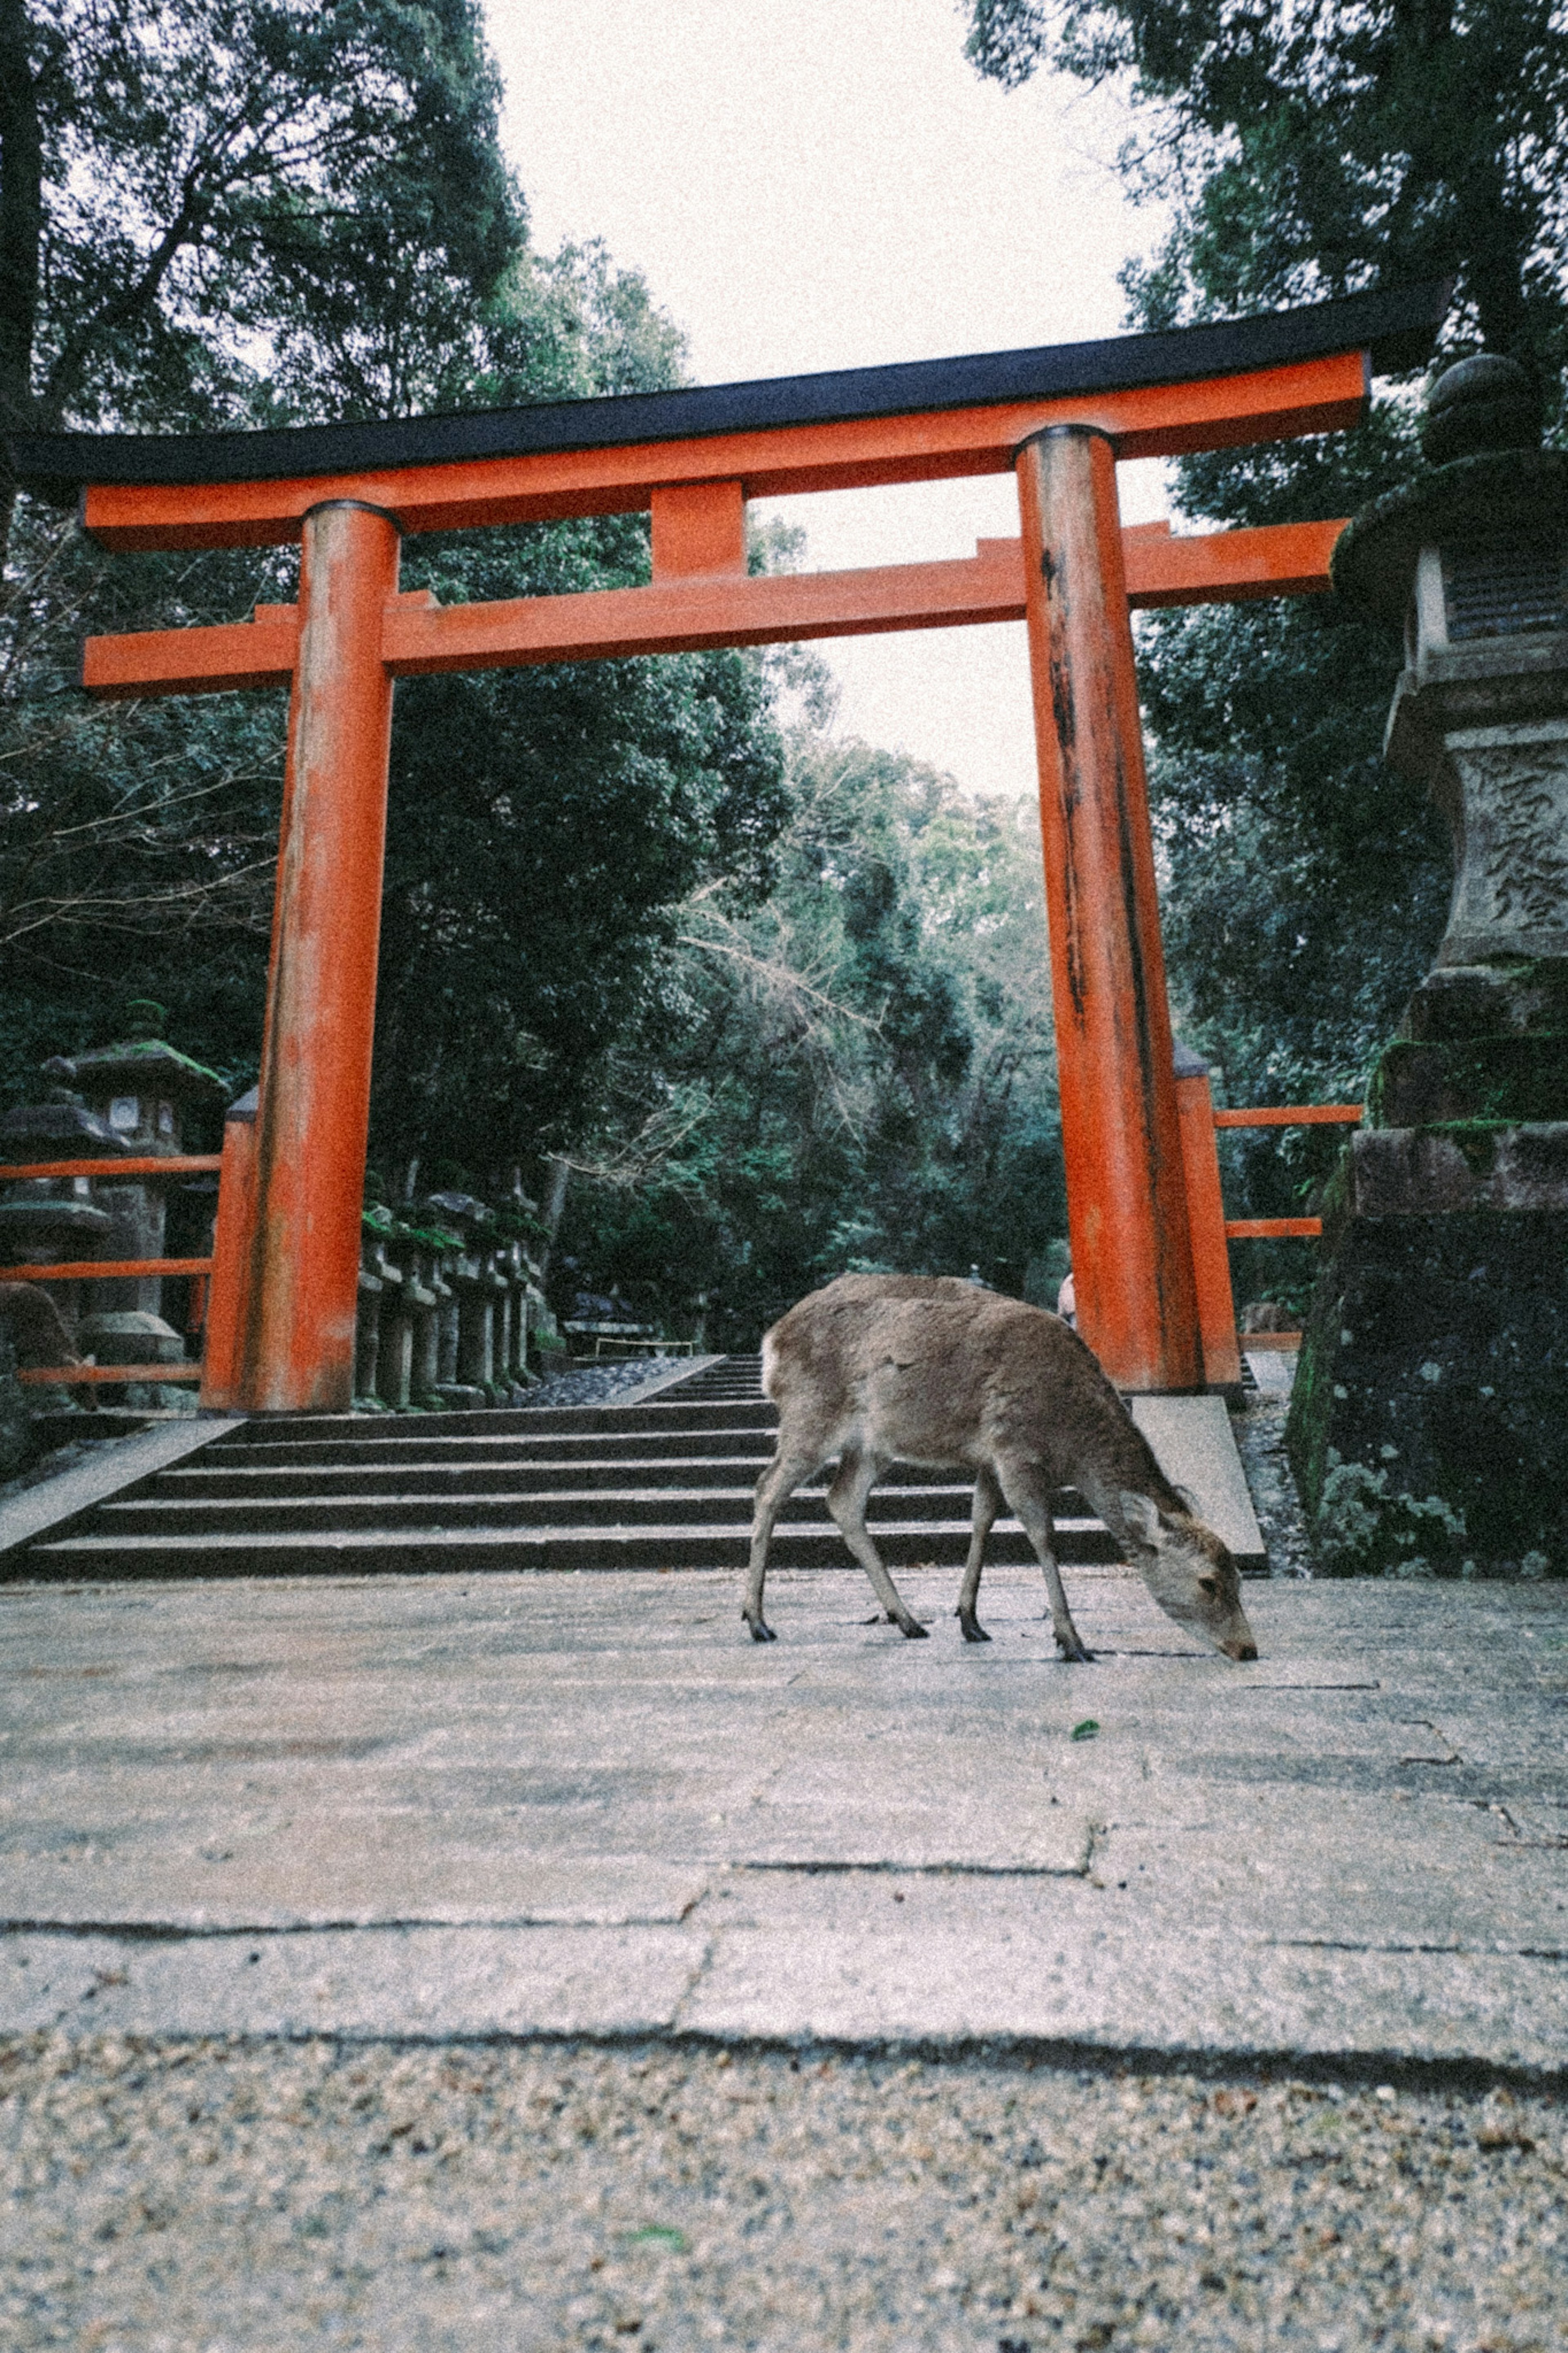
[486,0,1170,798]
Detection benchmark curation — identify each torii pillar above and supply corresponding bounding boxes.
[243,501,401,1412]
[1018,426,1200,1391]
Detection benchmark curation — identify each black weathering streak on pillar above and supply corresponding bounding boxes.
[1017,421,1201,1390]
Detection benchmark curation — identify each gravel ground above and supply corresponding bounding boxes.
[3,2036,1562,2351]
[526,1358,698,1412]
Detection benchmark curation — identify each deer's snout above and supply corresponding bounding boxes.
[1221,1635,1259,1662]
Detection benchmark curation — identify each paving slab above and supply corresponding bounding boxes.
[0,1563,1563,2071]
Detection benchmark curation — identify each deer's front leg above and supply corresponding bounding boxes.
[997,1463,1093,1662]
[957,1464,1002,1642]
[826,1448,927,1639]
[744,1437,822,1641]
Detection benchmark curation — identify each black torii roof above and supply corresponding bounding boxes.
[9,280,1451,498]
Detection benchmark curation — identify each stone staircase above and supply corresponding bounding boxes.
[10,1354,1122,1579]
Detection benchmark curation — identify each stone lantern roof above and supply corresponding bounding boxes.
[36,1005,228,1161]
[1331,354,1568,629]
[43,1040,227,1106]
[0,1097,132,1160]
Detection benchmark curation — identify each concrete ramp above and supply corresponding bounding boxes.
[1130,1392,1268,1572]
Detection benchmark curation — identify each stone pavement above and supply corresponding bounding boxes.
[0,1563,1564,2075]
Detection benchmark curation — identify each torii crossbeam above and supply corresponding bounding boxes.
[11,279,1448,1413]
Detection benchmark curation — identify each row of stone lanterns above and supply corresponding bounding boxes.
[0,1007,567,1421]
[352,1188,560,1412]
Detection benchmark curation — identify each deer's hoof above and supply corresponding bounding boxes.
[898,1618,930,1641]
[745,1615,777,1644]
[958,1615,991,1644]
[1056,1633,1095,1664]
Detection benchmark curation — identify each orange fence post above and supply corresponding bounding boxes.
[239,500,400,1412]
[1172,1046,1243,1388]
[1016,425,1202,1392]
[198,1088,258,1411]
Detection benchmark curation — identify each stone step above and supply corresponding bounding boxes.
[222,1398,781,1443]
[96,1485,1105,1538]
[29,1518,1117,1577]
[159,1456,790,1497]
[158,1456,1094,1505]
[8,1355,1130,1581]
[208,1428,783,1468]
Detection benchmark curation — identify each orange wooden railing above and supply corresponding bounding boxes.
[1176,1086,1363,1384]
[1,1152,220,1390]
[0,1156,223,1180]
[1212,1106,1362,1240]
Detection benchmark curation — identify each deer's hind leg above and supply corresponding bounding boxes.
[744,1427,826,1642]
[956,1464,1002,1642]
[826,1447,927,1639]
[994,1458,1093,1663]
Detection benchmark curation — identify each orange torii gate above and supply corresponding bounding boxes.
[12,279,1448,1415]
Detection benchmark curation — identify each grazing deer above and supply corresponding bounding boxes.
[745,1274,1258,1662]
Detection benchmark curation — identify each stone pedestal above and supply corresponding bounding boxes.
[0,1098,126,1358]
[1290,357,1568,1577]
[76,1307,197,1415]
[1287,1133,1568,1575]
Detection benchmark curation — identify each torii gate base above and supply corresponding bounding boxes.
[13,281,1448,1414]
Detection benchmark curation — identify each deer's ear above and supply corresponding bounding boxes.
[1119,1491,1163,1547]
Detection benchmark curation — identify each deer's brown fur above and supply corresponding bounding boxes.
[745,1274,1258,1662]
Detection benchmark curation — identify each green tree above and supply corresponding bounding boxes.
[0,2,791,1175]
[964,2,1568,376]
[0,0,520,541]
[962,2,1568,1293]
[552,734,1067,1347]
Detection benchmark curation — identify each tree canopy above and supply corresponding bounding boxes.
[965,3,1568,378]
[551,733,1067,1348]
[1,0,519,463]
[0,0,790,1195]
[962,2,1567,1298]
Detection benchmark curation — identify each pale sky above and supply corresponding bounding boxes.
[485,0,1170,798]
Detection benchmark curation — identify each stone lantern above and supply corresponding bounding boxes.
[423,1191,504,1405]
[0,1091,120,1355]
[1289,356,1568,1576]
[41,1004,227,1390]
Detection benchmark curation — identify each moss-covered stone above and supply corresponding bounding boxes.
[1405,958,1568,1041]
[1286,1208,1568,1575]
[1367,1032,1568,1126]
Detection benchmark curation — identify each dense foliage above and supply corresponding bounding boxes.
[0,0,519,467]
[963,0,1568,1299]
[552,735,1067,1348]
[0,1,790,1182]
[965,3,1568,377]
